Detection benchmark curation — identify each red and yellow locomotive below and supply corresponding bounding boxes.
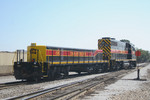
[14,37,136,81]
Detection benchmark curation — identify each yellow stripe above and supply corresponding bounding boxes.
[106,39,111,45]
[104,40,111,49]
[89,61,93,63]
[104,40,110,46]
[43,75,48,77]
[74,61,79,64]
[84,61,89,63]
[98,40,104,49]
[103,46,110,53]
[50,59,136,65]
[61,62,67,64]
[98,39,103,45]
[47,55,94,57]
[103,49,111,58]
[103,40,110,50]
[50,60,109,65]
[115,59,136,61]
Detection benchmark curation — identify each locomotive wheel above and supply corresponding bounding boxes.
[116,65,120,70]
[64,70,69,77]
[33,72,41,82]
[98,65,103,73]
[87,67,94,74]
[77,71,81,75]
[63,66,70,77]
[48,70,55,81]
[34,77,41,82]
[94,68,99,73]
[27,78,34,82]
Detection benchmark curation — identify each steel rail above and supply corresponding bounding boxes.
[5,78,94,100]
[49,70,131,100]
[5,63,148,100]
[6,70,132,100]
[0,81,26,90]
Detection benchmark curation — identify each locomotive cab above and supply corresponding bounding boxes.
[14,43,47,81]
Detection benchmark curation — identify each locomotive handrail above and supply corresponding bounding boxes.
[12,51,17,64]
[39,49,45,73]
[12,50,25,64]
[39,50,43,63]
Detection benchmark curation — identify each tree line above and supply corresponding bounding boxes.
[136,49,150,63]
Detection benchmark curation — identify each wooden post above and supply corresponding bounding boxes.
[137,56,140,80]
[135,50,141,80]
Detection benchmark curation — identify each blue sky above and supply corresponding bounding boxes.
[0,0,150,51]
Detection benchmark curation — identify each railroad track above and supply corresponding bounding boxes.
[6,68,137,100]
[0,81,27,90]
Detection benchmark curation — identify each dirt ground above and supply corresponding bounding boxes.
[81,64,150,100]
[110,69,150,100]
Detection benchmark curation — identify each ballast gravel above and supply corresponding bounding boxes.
[0,63,148,100]
[0,72,107,99]
[0,75,20,84]
[82,64,150,100]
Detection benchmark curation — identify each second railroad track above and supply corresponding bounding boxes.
[6,68,137,100]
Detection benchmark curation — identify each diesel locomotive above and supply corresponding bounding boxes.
[13,37,136,81]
